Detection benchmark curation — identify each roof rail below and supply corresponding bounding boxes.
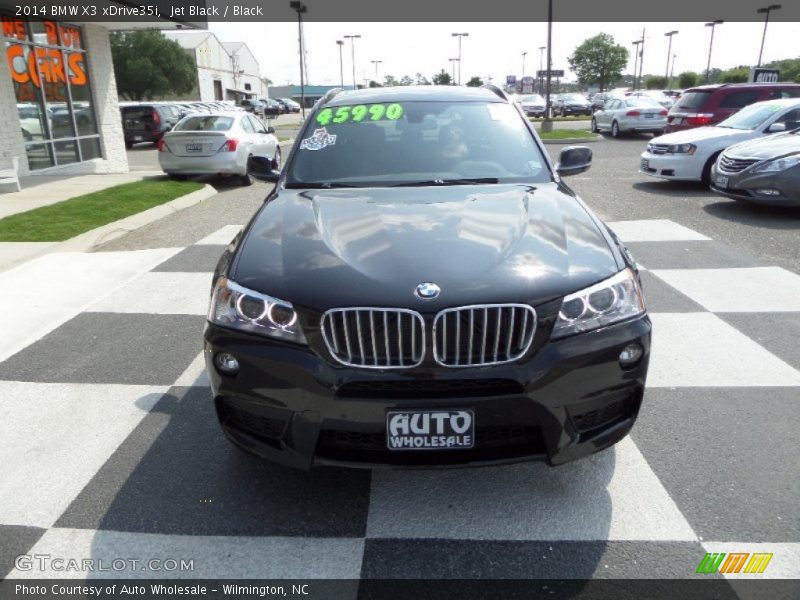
[319,87,344,106]
[483,83,509,101]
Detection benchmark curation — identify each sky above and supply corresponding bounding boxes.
[209,21,799,87]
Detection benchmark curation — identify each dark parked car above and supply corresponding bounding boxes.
[590,92,624,111]
[261,99,283,117]
[552,93,592,116]
[121,104,181,148]
[665,82,800,133]
[710,127,800,207]
[204,85,650,470]
[239,99,264,116]
[278,97,301,113]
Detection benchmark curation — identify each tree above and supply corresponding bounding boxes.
[368,80,381,88]
[719,66,750,83]
[465,76,484,87]
[383,75,399,87]
[110,30,196,101]
[432,70,453,85]
[677,71,699,89]
[399,75,414,86]
[415,73,431,85]
[567,33,628,92]
[765,58,800,82]
[644,75,668,89]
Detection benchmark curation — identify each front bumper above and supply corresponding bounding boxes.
[559,105,593,116]
[204,315,651,470]
[639,151,702,181]
[524,107,546,117]
[709,163,800,207]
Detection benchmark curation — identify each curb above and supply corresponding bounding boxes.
[542,135,602,144]
[0,183,216,271]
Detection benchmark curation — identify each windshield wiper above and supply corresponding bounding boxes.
[391,177,500,187]
[285,182,360,189]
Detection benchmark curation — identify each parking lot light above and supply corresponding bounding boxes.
[757,5,781,67]
[664,31,678,83]
[704,20,723,83]
[451,32,469,85]
[344,34,361,89]
[289,1,307,118]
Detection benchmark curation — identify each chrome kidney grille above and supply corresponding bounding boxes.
[321,308,425,369]
[433,304,537,367]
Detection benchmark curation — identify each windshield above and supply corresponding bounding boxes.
[717,103,784,130]
[287,100,549,187]
[174,116,233,131]
[562,94,586,102]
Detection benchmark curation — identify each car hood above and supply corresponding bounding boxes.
[724,131,800,160]
[232,184,621,311]
[653,126,757,146]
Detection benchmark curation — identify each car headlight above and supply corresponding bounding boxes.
[667,143,696,155]
[551,268,646,339]
[753,153,800,173]
[208,277,307,344]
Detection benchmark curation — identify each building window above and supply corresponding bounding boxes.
[244,82,251,91]
[2,16,101,170]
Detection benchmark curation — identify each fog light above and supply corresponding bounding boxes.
[755,189,781,196]
[619,343,643,368]
[215,352,239,375]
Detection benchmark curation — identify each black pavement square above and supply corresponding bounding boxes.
[56,386,371,538]
[0,313,204,385]
[0,525,46,578]
[639,270,705,313]
[632,387,800,542]
[153,245,225,273]
[718,312,800,371]
[627,241,764,270]
[360,539,712,579]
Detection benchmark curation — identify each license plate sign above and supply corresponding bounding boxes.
[185,143,202,153]
[132,135,143,141]
[715,175,728,188]
[644,113,654,119]
[386,410,474,451]
[641,158,650,170]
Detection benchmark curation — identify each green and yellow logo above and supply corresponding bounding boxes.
[697,552,773,574]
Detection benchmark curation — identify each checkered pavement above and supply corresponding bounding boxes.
[1,218,798,585]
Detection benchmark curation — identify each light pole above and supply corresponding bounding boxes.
[370,60,382,84]
[542,0,553,132]
[538,45,546,93]
[344,34,361,89]
[637,28,646,91]
[664,30,678,83]
[631,39,642,90]
[521,51,527,78]
[669,53,677,88]
[757,4,781,67]
[336,40,344,88]
[449,58,459,83]
[451,32,469,85]
[289,1,307,118]
[705,20,723,83]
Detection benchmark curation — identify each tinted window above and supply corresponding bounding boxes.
[122,106,152,119]
[288,100,549,186]
[767,88,800,99]
[677,91,712,110]
[174,116,233,131]
[718,90,761,109]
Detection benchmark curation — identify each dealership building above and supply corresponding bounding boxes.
[0,12,202,179]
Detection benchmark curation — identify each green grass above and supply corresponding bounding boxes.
[278,136,293,142]
[537,129,595,140]
[529,115,591,122]
[0,179,203,242]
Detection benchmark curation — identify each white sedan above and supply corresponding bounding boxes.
[591,96,668,137]
[639,98,800,184]
[158,112,281,186]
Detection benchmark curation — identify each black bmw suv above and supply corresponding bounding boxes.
[205,85,651,469]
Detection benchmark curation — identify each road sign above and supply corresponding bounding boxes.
[749,68,779,83]
[506,75,517,85]
[537,70,564,78]
[521,76,535,94]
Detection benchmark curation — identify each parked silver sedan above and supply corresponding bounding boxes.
[592,96,668,138]
[158,112,281,186]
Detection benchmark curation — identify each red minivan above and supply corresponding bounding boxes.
[665,83,800,133]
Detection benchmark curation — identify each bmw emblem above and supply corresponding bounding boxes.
[415,282,441,300]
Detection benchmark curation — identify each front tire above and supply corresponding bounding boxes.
[701,152,722,186]
[271,146,282,170]
[239,172,253,186]
[591,117,599,133]
[611,120,621,138]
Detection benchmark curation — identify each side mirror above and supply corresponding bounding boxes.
[267,126,276,134]
[556,146,592,177]
[247,156,281,182]
[767,122,786,133]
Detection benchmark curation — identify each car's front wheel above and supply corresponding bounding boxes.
[591,117,599,133]
[611,121,621,138]
[271,146,281,170]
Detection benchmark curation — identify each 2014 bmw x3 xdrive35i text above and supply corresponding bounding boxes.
[204,85,651,469]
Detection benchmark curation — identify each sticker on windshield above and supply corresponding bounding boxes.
[300,127,337,151]
[315,103,404,126]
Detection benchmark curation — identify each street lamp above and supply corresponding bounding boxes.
[631,39,642,90]
[370,60,382,83]
[704,20,723,83]
[344,34,361,89]
[757,4,781,67]
[521,51,527,78]
[449,58,459,83]
[451,32,469,85]
[336,40,344,88]
[289,1,307,118]
[538,45,546,93]
[542,0,553,132]
[664,30,678,84]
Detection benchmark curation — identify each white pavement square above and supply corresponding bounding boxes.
[0,249,181,363]
[652,267,800,313]
[647,313,800,387]
[174,351,210,387]
[0,382,166,529]
[9,528,365,580]
[606,219,711,243]
[366,436,697,542]
[86,272,214,315]
[194,225,244,246]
